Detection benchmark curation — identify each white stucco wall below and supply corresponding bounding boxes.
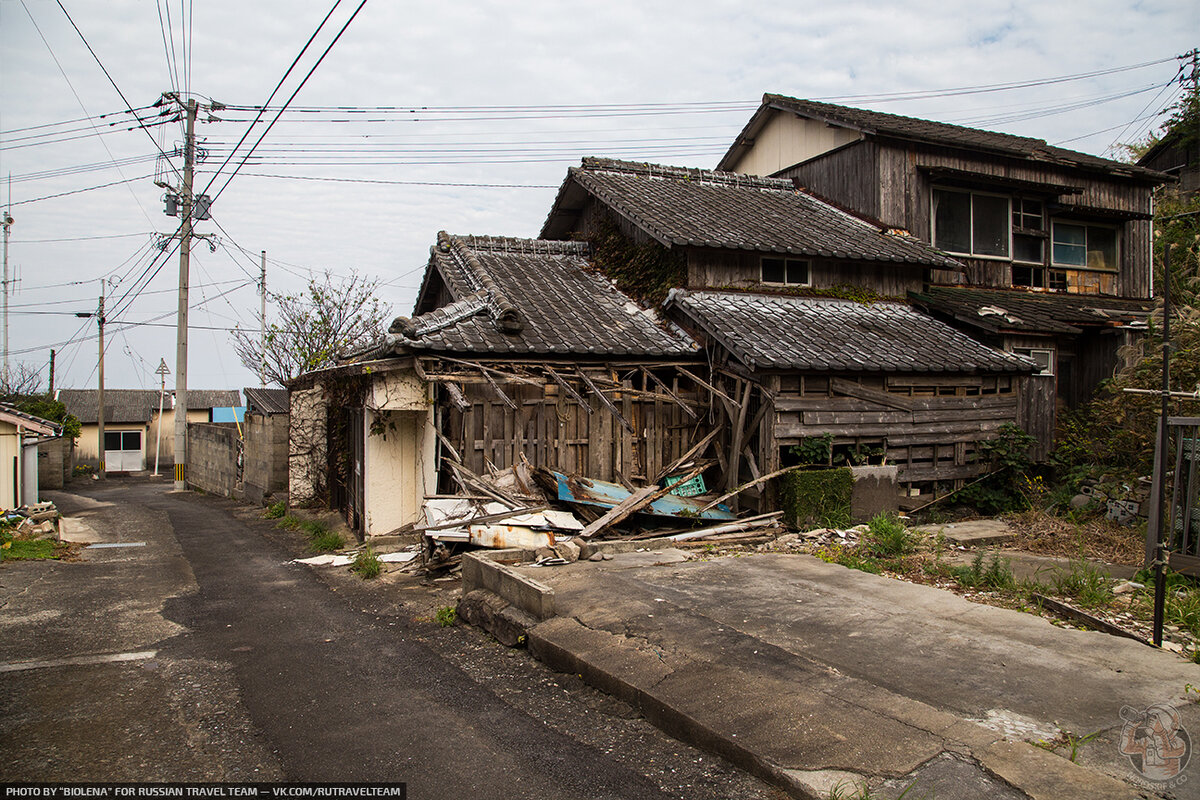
[730,114,862,177]
[363,407,435,536]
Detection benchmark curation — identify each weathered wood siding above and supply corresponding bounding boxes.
[1017,375,1056,461]
[769,373,1021,489]
[780,140,881,220]
[440,366,709,485]
[684,247,926,297]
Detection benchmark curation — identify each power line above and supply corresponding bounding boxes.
[238,172,558,189]
[8,174,157,206]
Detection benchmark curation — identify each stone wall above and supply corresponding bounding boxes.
[288,386,327,507]
[186,422,240,497]
[243,412,289,505]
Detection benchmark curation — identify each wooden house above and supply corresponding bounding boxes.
[540,158,1035,503]
[291,233,708,536]
[716,94,1173,441]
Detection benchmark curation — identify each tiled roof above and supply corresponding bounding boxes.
[910,287,1155,336]
[719,94,1169,181]
[57,388,240,424]
[667,290,1034,374]
[0,403,61,435]
[385,233,696,358]
[244,387,289,415]
[541,158,962,268]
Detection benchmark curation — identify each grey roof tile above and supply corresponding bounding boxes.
[243,387,289,415]
[668,290,1033,374]
[391,233,696,358]
[58,388,241,424]
[911,286,1155,336]
[542,158,962,268]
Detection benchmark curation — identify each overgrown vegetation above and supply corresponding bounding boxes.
[276,514,344,553]
[779,467,852,529]
[264,501,286,519]
[955,423,1038,514]
[435,606,457,627]
[352,547,382,579]
[585,214,687,305]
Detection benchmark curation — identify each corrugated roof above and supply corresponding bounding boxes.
[910,286,1155,336]
[719,94,1169,182]
[243,387,289,415]
[57,388,241,424]
[667,290,1034,374]
[386,233,696,358]
[541,158,962,268]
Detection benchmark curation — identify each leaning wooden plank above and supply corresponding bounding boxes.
[696,464,810,513]
[675,366,736,406]
[447,461,523,508]
[483,369,518,411]
[578,462,709,538]
[443,381,471,411]
[417,505,548,533]
[666,512,783,541]
[640,367,698,419]
[577,369,635,433]
[651,427,721,483]
[543,364,592,412]
[438,356,543,386]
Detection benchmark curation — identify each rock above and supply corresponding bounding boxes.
[534,546,556,562]
[1113,581,1145,595]
[588,552,604,562]
[553,540,580,563]
[1069,494,1093,510]
[601,553,614,561]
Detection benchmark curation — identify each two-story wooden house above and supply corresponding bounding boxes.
[541,158,1034,503]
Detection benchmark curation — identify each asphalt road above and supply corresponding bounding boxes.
[0,480,782,800]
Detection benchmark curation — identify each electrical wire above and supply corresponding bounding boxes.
[7,174,157,206]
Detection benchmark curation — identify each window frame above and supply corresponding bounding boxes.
[1013,347,1055,376]
[1050,220,1119,273]
[931,187,1012,260]
[760,256,811,287]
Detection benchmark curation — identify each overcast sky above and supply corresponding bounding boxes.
[0,0,1195,395]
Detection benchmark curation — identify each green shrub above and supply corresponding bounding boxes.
[435,606,457,627]
[352,547,382,580]
[309,529,344,553]
[863,512,915,557]
[264,501,286,519]
[780,467,853,529]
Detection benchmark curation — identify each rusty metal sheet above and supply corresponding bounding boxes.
[468,525,555,550]
[545,470,735,521]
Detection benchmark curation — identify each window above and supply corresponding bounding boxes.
[1012,265,1046,289]
[104,431,142,451]
[932,189,1010,258]
[1012,198,1044,264]
[761,257,810,286]
[1013,347,1054,376]
[1052,222,1117,272]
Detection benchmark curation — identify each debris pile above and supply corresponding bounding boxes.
[1,501,60,541]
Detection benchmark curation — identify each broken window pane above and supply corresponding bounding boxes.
[933,189,971,254]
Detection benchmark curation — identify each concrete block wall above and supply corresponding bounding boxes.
[37,438,67,490]
[186,422,240,497]
[243,412,289,504]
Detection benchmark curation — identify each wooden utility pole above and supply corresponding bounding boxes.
[173,98,197,490]
[48,349,55,395]
[96,282,106,480]
[260,250,267,386]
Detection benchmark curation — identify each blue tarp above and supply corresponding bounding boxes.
[545,469,736,521]
[212,406,245,423]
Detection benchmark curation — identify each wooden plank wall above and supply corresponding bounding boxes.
[1017,375,1056,461]
[441,367,709,485]
[684,248,927,297]
[770,373,1021,490]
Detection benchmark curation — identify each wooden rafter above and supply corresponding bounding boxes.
[576,368,635,433]
[640,367,699,419]
[543,364,593,413]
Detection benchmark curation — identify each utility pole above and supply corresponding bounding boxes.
[173,97,198,490]
[2,207,12,380]
[154,358,170,477]
[260,250,267,386]
[97,282,106,480]
[48,349,55,395]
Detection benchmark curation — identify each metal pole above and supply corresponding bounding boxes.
[260,249,267,386]
[1153,243,1173,647]
[173,98,197,490]
[97,282,105,481]
[154,362,166,477]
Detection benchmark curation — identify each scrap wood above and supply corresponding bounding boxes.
[1031,594,1153,647]
[651,427,721,483]
[578,462,709,539]
[576,368,634,433]
[543,365,592,412]
[675,366,736,406]
[639,367,698,419]
[664,511,783,542]
[446,461,523,508]
[696,464,810,513]
[418,505,548,534]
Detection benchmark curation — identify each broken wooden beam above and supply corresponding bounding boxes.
[578,462,709,538]
[665,512,783,542]
[543,364,593,413]
[576,368,634,433]
[640,367,699,419]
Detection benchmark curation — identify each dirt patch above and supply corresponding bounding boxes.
[1002,510,1145,565]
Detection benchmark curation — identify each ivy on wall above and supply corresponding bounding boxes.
[779,467,853,530]
[586,214,687,305]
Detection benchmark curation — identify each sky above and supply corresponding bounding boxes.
[0,0,1195,395]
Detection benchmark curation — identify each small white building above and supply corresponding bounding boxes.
[0,404,61,509]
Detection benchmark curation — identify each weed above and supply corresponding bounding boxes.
[435,606,457,627]
[1047,557,1113,608]
[277,515,303,531]
[1166,584,1200,638]
[817,545,883,575]
[863,512,916,558]
[1185,683,1200,703]
[826,780,927,799]
[950,552,1017,591]
[264,501,286,519]
[352,547,382,580]
[309,529,344,553]
[1066,731,1101,762]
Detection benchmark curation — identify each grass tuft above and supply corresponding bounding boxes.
[352,547,382,580]
[435,606,457,627]
[862,512,916,558]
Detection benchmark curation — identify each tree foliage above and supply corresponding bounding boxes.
[232,270,391,387]
[0,363,81,439]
